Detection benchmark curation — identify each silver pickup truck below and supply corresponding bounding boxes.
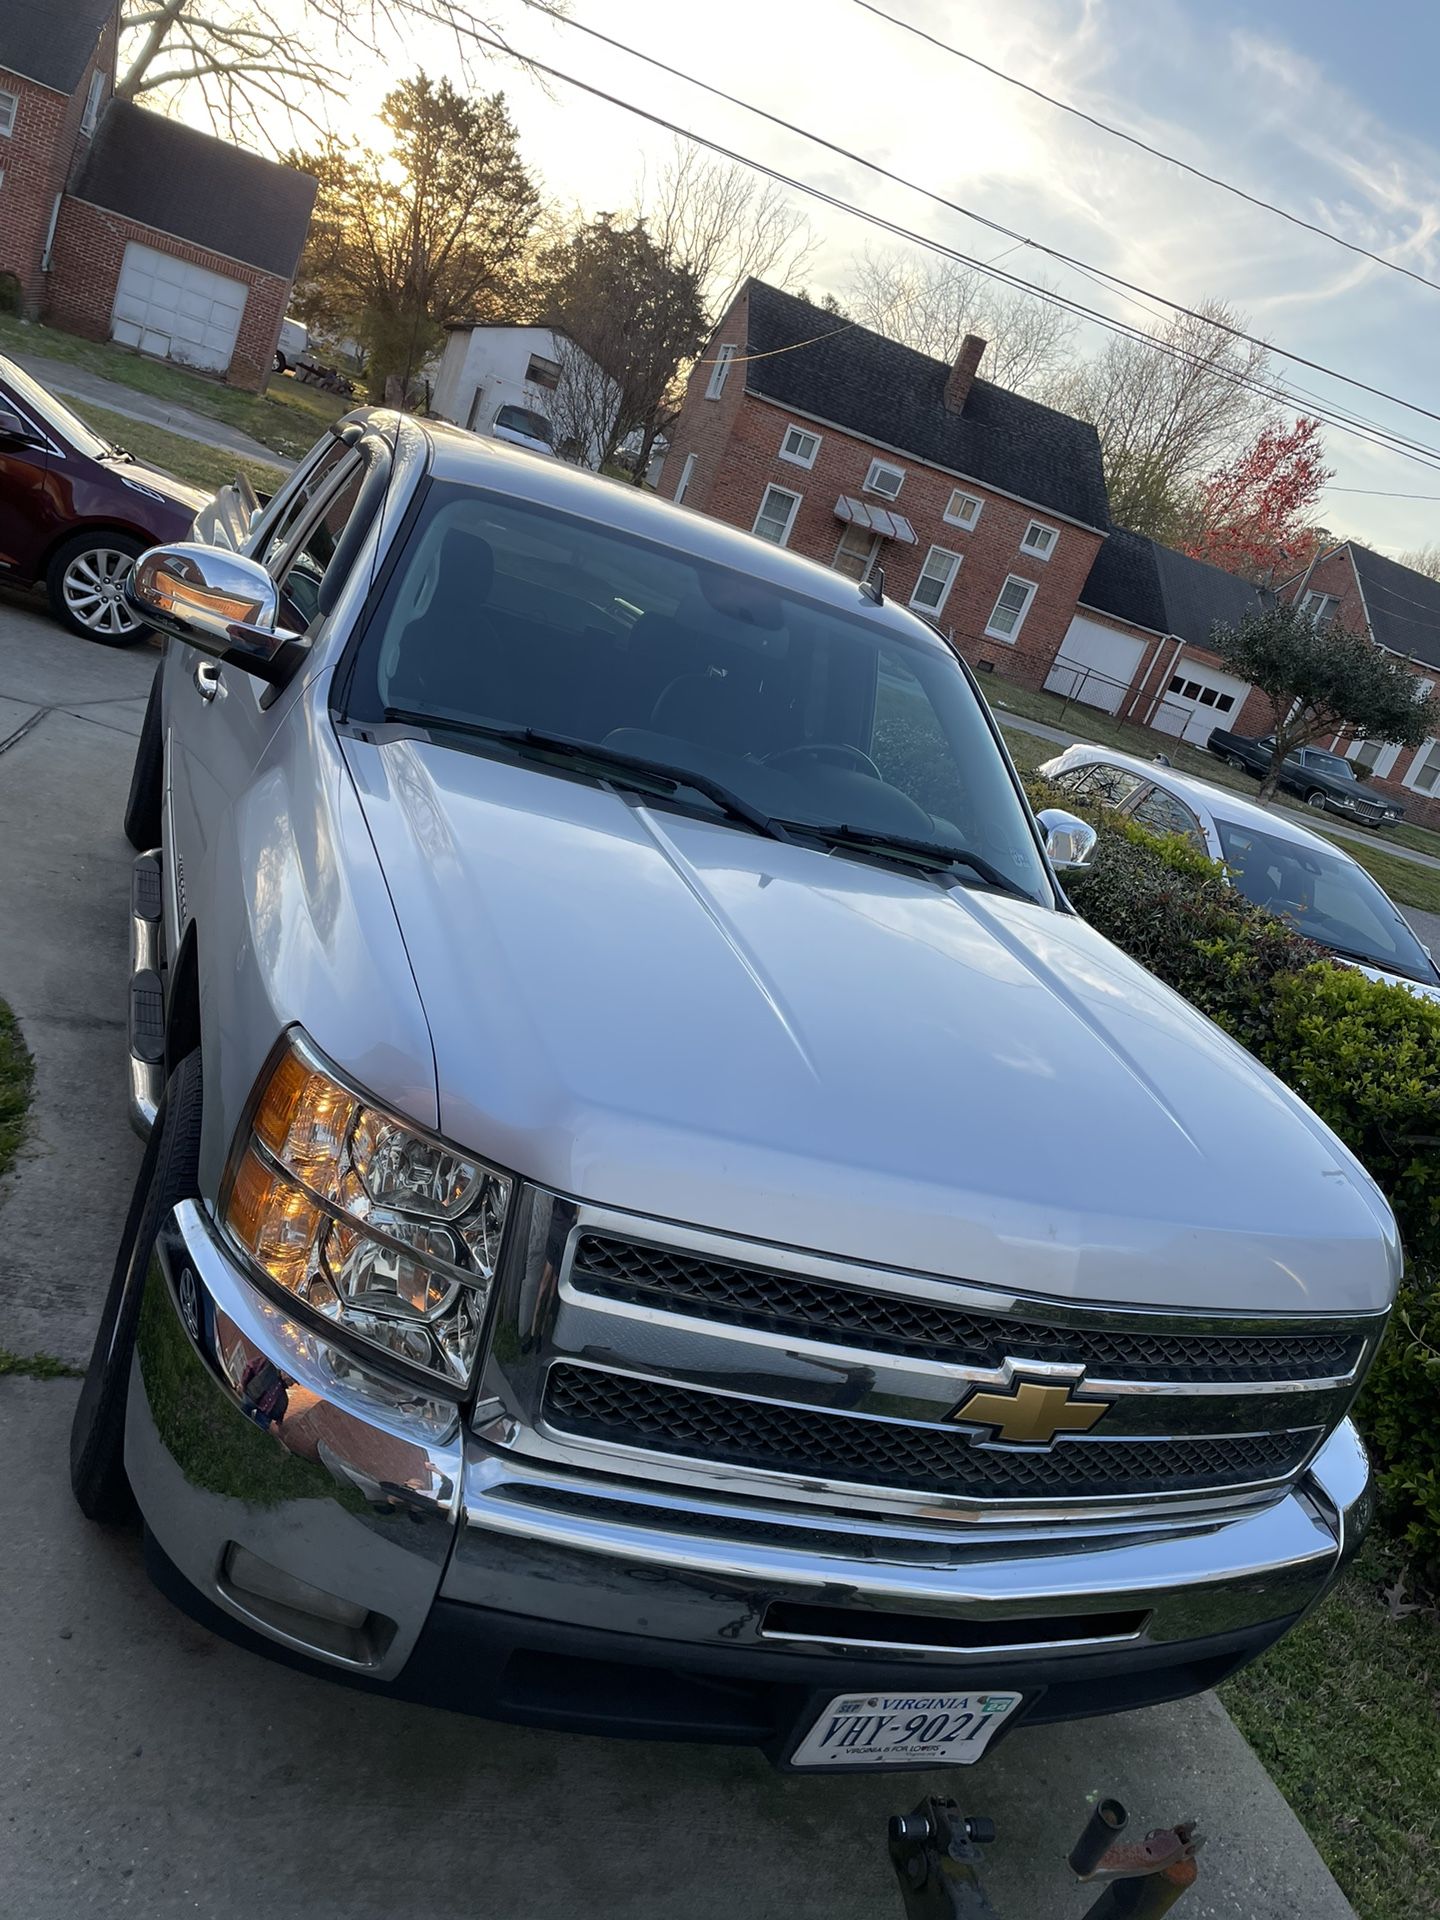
[71,413,1397,1773]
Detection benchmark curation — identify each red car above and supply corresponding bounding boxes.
[0,352,208,644]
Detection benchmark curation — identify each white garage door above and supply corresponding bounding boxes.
[111,243,247,374]
[1153,659,1251,746]
[1045,616,1148,715]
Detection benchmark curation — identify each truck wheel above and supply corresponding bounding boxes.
[70,1051,203,1523]
[1306,789,1328,810]
[45,531,149,645]
[124,664,164,851]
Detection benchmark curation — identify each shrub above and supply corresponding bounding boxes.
[0,272,20,317]
[1031,780,1440,1571]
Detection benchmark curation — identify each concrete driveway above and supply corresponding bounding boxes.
[0,596,1355,1919]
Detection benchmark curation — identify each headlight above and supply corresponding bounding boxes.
[222,1034,511,1385]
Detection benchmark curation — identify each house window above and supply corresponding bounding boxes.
[779,423,821,468]
[832,523,880,581]
[1021,519,1058,561]
[1302,591,1339,625]
[752,483,801,546]
[1405,739,1440,794]
[909,546,960,615]
[673,452,697,505]
[706,344,737,399]
[863,458,905,500]
[80,70,105,136]
[525,352,562,392]
[985,575,1037,642]
[943,490,982,530]
[0,89,16,137]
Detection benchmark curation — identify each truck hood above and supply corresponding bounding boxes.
[342,736,1400,1318]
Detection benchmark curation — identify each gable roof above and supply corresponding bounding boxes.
[1080,528,1273,646]
[741,281,1110,530]
[73,102,316,280]
[1345,544,1440,672]
[0,0,112,95]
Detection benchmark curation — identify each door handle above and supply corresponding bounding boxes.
[193,659,223,702]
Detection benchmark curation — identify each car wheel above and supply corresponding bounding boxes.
[1306,789,1329,810]
[124,664,165,852]
[45,532,148,646]
[70,1051,203,1523]
[1226,754,1248,772]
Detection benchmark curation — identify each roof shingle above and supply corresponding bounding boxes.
[742,282,1110,530]
[0,0,111,96]
[1079,528,1273,646]
[1347,544,1440,671]
[73,101,316,280]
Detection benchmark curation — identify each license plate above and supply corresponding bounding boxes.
[789,1689,1023,1769]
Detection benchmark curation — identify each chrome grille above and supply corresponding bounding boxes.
[543,1365,1317,1501]
[570,1234,1363,1384]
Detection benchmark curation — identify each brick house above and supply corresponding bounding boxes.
[1056,527,1272,745]
[1275,543,1440,827]
[659,282,1110,687]
[0,2,315,391]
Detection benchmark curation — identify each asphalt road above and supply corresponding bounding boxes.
[0,596,1355,1919]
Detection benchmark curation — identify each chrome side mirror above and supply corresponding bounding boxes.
[1037,807,1098,872]
[127,543,304,686]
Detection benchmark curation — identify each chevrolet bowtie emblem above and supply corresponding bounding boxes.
[952,1378,1111,1446]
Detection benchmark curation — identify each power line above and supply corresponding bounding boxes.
[512,0,1440,439]
[851,0,1440,303]
[1323,486,1440,499]
[417,6,1440,480]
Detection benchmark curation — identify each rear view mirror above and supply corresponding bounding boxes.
[0,407,42,447]
[127,543,304,686]
[1037,807,1098,872]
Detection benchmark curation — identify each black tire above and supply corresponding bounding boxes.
[1226,754,1248,772]
[274,349,288,374]
[45,530,149,646]
[70,1051,203,1523]
[1306,789,1329,811]
[124,663,164,851]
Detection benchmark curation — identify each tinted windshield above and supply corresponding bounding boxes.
[1217,817,1437,983]
[494,406,553,444]
[347,484,1053,902]
[1306,750,1354,778]
[0,356,111,459]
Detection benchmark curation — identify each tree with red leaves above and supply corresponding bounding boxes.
[1180,417,1331,584]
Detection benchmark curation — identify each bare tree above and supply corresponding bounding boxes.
[118,1,538,148]
[843,247,1078,398]
[1396,544,1440,582]
[549,337,624,470]
[1057,301,1272,541]
[643,142,817,323]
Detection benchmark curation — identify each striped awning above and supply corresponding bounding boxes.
[834,495,917,543]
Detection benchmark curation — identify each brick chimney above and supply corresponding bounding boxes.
[944,333,986,413]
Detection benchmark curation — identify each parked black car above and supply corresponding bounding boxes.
[1206,728,1404,827]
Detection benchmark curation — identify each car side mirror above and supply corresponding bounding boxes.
[1037,807,1099,872]
[126,543,305,686]
[0,407,43,447]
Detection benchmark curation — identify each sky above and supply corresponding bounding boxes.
[160,0,1440,555]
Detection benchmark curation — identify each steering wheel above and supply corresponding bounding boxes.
[766,741,884,779]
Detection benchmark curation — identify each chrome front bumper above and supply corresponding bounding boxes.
[129,1202,1375,1727]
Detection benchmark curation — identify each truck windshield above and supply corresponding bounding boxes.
[494,406,554,444]
[346,484,1053,903]
[1216,818,1438,983]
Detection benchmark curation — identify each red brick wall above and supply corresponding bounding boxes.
[663,374,1104,689]
[659,290,753,515]
[43,197,292,391]
[0,14,116,315]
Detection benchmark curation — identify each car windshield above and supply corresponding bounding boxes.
[347,484,1053,903]
[494,406,553,444]
[0,355,113,460]
[1307,750,1354,778]
[1216,817,1437,983]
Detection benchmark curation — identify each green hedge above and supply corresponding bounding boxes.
[1031,783,1440,1575]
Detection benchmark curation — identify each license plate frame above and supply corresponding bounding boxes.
[785,1687,1025,1771]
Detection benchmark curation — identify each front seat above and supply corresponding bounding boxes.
[386,528,498,711]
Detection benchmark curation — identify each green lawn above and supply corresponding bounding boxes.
[1225,1543,1440,1920]
[0,314,349,461]
[0,1002,75,1377]
[67,399,287,499]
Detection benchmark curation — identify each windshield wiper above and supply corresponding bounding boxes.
[379,708,793,844]
[779,820,1035,902]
